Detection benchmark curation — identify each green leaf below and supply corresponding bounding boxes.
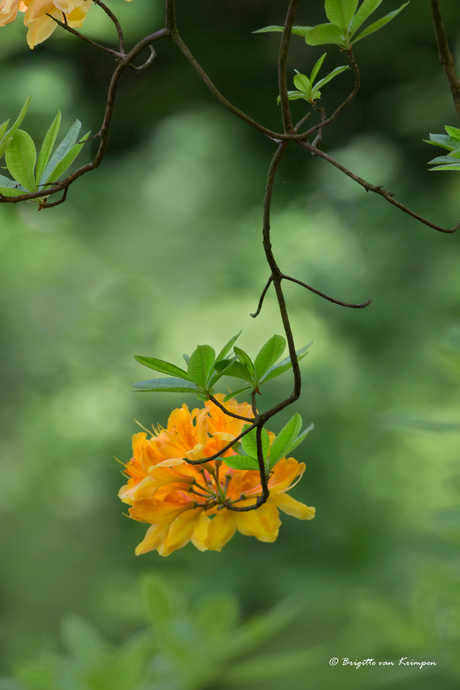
[444,125,460,141]
[303,23,346,46]
[314,65,349,90]
[0,174,27,197]
[310,52,327,83]
[312,89,322,100]
[134,355,190,379]
[5,96,32,141]
[429,163,460,171]
[325,0,359,30]
[216,330,242,360]
[349,0,384,35]
[269,413,303,468]
[222,454,259,471]
[284,422,314,456]
[428,154,460,165]
[39,119,81,187]
[142,574,175,631]
[260,342,312,384]
[293,73,311,95]
[61,615,109,664]
[241,426,270,461]
[193,593,239,640]
[35,111,61,186]
[253,25,315,37]
[44,131,89,186]
[209,357,238,387]
[277,91,310,104]
[222,360,254,384]
[352,2,409,43]
[183,353,190,365]
[254,335,286,382]
[5,130,36,192]
[132,377,199,393]
[424,133,458,151]
[0,136,13,158]
[223,386,251,402]
[187,344,216,388]
[0,120,9,143]
[234,346,255,379]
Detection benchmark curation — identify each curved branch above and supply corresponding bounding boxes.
[278,0,300,134]
[299,140,460,234]
[207,395,255,423]
[93,0,125,53]
[47,13,124,59]
[183,421,258,465]
[281,274,372,308]
[430,0,460,123]
[250,276,273,318]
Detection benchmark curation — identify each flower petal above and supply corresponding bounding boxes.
[204,511,236,551]
[191,512,210,552]
[135,523,170,556]
[271,492,315,520]
[235,502,280,543]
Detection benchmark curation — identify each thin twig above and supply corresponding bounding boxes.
[278,0,300,134]
[46,14,124,59]
[430,0,460,123]
[250,276,273,318]
[93,0,125,53]
[208,395,255,423]
[281,274,372,308]
[299,140,460,234]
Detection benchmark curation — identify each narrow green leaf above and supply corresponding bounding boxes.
[303,23,346,46]
[0,120,9,143]
[349,0,384,35]
[254,335,286,382]
[134,355,190,379]
[35,110,61,185]
[142,575,176,631]
[444,125,460,141]
[424,133,458,150]
[241,426,270,461]
[353,2,409,43]
[222,360,254,384]
[223,386,251,402]
[0,173,27,197]
[429,163,460,171]
[39,119,81,187]
[44,131,89,185]
[183,354,190,365]
[216,331,242,361]
[252,25,284,34]
[132,377,199,393]
[311,89,322,100]
[234,346,255,379]
[284,423,314,456]
[187,344,216,388]
[278,91,309,104]
[293,73,311,95]
[209,357,237,387]
[428,154,460,165]
[260,342,312,384]
[325,0,358,30]
[5,130,37,192]
[310,53,327,83]
[269,413,303,468]
[314,65,349,90]
[5,95,31,140]
[222,454,259,471]
[0,135,13,158]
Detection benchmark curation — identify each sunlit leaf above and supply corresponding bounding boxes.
[5,130,36,192]
[260,342,312,384]
[269,413,303,468]
[353,2,409,43]
[284,423,314,456]
[187,345,215,388]
[310,52,327,83]
[132,377,199,393]
[234,346,255,379]
[216,330,242,360]
[254,335,286,382]
[293,73,311,95]
[303,23,345,46]
[44,131,89,185]
[35,111,61,185]
[314,65,349,91]
[424,133,458,150]
[5,95,31,141]
[222,454,259,471]
[241,426,270,461]
[134,355,190,379]
[39,119,81,187]
[349,0,384,35]
[325,0,358,30]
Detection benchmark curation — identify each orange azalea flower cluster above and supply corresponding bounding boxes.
[119,395,315,557]
[0,0,132,49]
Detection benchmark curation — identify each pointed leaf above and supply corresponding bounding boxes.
[222,454,259,471]
[0,120,9,144]
[0,136,13,158]
[260,342,312,384]
[5,130,36,192]
[278,91,310,104]
[35,110,61,185]
[223,386,251,402]
[187,344,216,388]
[254,335,286,382]
[234,346,255,379]
[353,3,409,43]
[39,119,81,187]
[293,73,311,95]
[253,25,284,34]
[4,96,31,141]
[44,131,89,186]
[132,377,199,393]
[310,53,327,83]
[284,423,314,456]
[183,354,190,365]
[325,0,358,30]
[241,426,270,461]
[222,360,254,384]
[0,173,27,197]
[424,133,458,150]
[445,125,460,141]
[269,413,303,468]
[349,0,384,34]
[216,331,242,360]
[429,163,460,171]
[303,23,346,46]
[209,357,238,387]
[314,65,349,90]
[134,355,190,379]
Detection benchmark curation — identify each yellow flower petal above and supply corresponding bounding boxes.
[271,492,316,520]
[157,508,201,557]
[235,501,280,543]
[191,512,210,552]
[204,511,236,551]
[135,523,169,556]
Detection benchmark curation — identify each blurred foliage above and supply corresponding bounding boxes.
[1,1,460,689]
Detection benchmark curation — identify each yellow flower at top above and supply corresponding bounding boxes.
[0,0,132,49]
[119,395,315,557]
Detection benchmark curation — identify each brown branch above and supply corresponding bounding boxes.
[299,140,460,234]
[281,274,372,309]
[430,0,460,123]
[208,395,255,423]
[278,0,300,134]
[250,276,273,318]
[183,421,258,465]
[46,13,124,59]
[92,0,125,53]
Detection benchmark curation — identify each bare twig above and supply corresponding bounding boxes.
[46,13,124,59]
[278,0,300,134]
[430,0,460,123]
[281,274,372,309]
[93,0,125,53]
[250,276,273,318]
[208,395,255,423]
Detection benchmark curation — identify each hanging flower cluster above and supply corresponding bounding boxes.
[0,0,131,49]
[119,395,315,557]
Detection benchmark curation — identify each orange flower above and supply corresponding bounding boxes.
[119,395,315,557]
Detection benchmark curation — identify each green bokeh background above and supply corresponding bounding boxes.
[1,0,460,687]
